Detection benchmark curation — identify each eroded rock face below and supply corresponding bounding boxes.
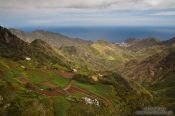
[0,26,29,48]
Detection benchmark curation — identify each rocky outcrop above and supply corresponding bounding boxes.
[0,26,29,49]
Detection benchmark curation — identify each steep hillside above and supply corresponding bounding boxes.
[122,51,168,83]
[10,29,135,72]
[125,38,160,51]
[122,38,175,83]
[58,39,138,72]
[121,42,175,112]
[0,26,30,59]
[150,50,175,112]
[10,29,131,72]
[10,29,92,47]
[0,26,70,70]
[91,40,132,62]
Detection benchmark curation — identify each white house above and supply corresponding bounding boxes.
[25,57,31,61]
[83,97,100,107]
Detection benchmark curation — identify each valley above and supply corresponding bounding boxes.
[0,26,175,116]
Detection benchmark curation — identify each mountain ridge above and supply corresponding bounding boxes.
[10,28,92,48]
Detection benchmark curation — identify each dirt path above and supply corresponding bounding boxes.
[64,80,74,91]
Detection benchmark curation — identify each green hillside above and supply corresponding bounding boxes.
[0,26,175,115]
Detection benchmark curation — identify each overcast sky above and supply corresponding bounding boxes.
[0,0,175,27]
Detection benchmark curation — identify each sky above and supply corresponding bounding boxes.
[0,0,175,27]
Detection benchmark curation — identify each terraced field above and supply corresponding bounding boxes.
[17,72,114,108]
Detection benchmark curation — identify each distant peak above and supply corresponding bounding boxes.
[31,39,47,45]
[32,29,47,33]
[32,29,67,38]
[0,25,28,48]
[32,29,58,34]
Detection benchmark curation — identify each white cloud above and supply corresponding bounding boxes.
[0,0,175,10]
[0,0,175,27]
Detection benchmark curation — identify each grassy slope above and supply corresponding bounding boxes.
[0,56,154,115]
[0,58,113,115]
[0,57,54,115]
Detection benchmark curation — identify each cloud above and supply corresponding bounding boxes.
[0,0,175,27]
[0,0,174,10]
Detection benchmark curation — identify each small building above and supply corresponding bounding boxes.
[25,57,31,61]
[83,97,100,107]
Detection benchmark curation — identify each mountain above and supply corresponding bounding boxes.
[10,29,135,72]
[1,26,175,115]
[122,37,175,83]
[10,28,172,75]
[121,40,175,112]
[148,50,175,111]
[9,27,173,74]
[10,28,92,47]
[126,38,160,50]
[0,26,155,116]
[0,26,70,70]
[0,26,30,58]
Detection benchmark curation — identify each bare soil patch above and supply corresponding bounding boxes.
[40,81,58,88]
[58,71,75,79]
[40,87,67,96]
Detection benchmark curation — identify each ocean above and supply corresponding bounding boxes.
[22,26,175,42]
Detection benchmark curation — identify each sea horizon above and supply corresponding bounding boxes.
[10,26,175,43]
